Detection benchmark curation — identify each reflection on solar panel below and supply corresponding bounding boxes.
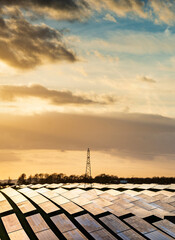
[38,189,58,199]
[1,188,19,197]
[63,229,87,240]
[83,202,106,215]
[104,203,131,217]
[61,202,83,214]
[0,200,12,213]
[0,193,6,202]
[153,219,175,238]
[52,195,70,205]
[75,214,102,233]
[0,185,175,239]
[26,213,49,233]
[39,200,60,213]
[124,216,156,234]
[118,229,145,240]
[100,214,130,234]
[90,229,116,240]
[36,229,58,240]
[8,229,29,240]
[71,196,92,206]
[51,213,76,233]
[17,200,36,213]
[2,213,22,233]
[145,230,174,240]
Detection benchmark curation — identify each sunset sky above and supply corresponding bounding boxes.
[0,0,175,179]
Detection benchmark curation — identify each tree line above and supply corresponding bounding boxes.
[14,173,175,185]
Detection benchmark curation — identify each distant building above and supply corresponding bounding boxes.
[120,180,127,184]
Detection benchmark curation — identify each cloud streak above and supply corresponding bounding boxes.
[0,112,175,161]
[139,76,156,83]
[0,84,116,105]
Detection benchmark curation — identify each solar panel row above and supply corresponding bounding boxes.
[0,185,174,240]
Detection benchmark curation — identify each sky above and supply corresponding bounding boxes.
[0,0,175,179]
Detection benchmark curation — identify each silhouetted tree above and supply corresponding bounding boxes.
[17,173,26,185]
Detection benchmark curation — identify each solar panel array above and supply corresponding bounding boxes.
[0,183,175,239]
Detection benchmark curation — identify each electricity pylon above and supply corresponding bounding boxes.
[84,148,92,187]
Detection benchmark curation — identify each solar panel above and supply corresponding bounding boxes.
[75,214,103,233]
[30,195,48,204]
[83,202,106,215]
[151,200,175,212]
[152,185,170,190]
[86,189,103,196]
[150,208,174,219]
[1,187,19,197]
[92,197,113,207]
[11,194,27,204]
[18,187,31,193]
[162,196,175,204]
[91,184,106,189]
[113,198,134,209]
[36,229,59,240]
[104,203,131,217]
[79,192,98,201]
[123,190,140,196]
[17,200,36,214]
[170,201,175,207]
[51,213,76,233]
[26,213,49,233]
[63,183,79,189]
[158,191,174,197]
[0,193,6,202]
[8,229,29,240]
[53,188,68,194]
[62,190,82,200]
[21,189,39,198]
[133,199,156,211]
[153,219,175,238]
[63,229,87,240]
[99,214,130,234]
[105,189,122,196]
[39,190,59,199]
[2,213,22,233]
[0,186,174,239]
[145,230,174,240]
[0,200,12,213]
[46,183,63,189]
[128,206,152,218]
[36,188,49,194]
[71,196,92,206]
[39,200,60,213]
[61,202,83,214]
[51,195,70,205]
[118,229,145,240]
[168,184,175,190]
[124,216,156,234]
[136,193,153,203]
[151,194,167,202]
[30,184,44,189]
[90,229,116,240]
[99,193,117,201]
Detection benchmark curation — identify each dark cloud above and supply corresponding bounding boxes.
[0,112,175,161]
[0,0,90,21]
[0,8,76,69]
[0,84,116,105]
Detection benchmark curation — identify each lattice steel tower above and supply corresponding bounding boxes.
[85,148,91,179]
